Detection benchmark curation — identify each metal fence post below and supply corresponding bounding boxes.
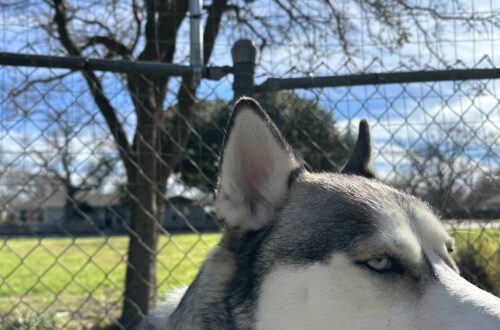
[231,39,257,99]
[189,0,203,88]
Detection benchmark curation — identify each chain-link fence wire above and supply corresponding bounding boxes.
[259,79,499,287]
[0,64,231,328]
[1,0,499,329]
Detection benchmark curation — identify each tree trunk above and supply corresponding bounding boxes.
[119,91,162,328]
[119,180,159,328]
[64,185,77,222]
[116,1,226,324]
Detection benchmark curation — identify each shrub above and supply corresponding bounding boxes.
[452,229,499,297]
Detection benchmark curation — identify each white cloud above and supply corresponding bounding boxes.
[334,85,500,180]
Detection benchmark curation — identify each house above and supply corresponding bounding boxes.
[12,189,65,225]
[10,188,122,228]
[164,196,220,231]
[3,188,219,234]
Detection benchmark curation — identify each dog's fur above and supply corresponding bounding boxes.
[141,97,500,329]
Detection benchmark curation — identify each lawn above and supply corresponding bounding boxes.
[0,228,498,329]
[0,234,221,329]
[449,227,499,296]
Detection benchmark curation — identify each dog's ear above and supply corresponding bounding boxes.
[341,120,376,178]
[215,97,300,232]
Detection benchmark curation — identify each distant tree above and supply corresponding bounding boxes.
[1,108,117,222]
[396,126,481,217]
[33,126,116,221]
[463,170,500,215]
[173,92,355,190]
[0,168,53,203]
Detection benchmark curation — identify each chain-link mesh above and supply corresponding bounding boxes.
[1,0,499,329]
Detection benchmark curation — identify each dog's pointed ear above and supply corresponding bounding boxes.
[341,120,376,178]
[215,97,300,232]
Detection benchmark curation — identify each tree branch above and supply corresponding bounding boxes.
[73,17,115,36]
[80,156,115,191]
[53,0,80,56]
[9,71,74,97]
[83,35,132,58]
[203,0,228,63]
[138,0,188,62]
[131,0,142,52]
[125,0,188,126]
[84,73,135,175]
[33,150,66,184]
[322,0,350,56]
[52,0,134,175]
[161,0,228,172]
[226,4,268,50]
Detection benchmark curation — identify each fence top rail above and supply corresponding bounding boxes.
[2,52,499,91]
[255,68,500,92]
[0,52,232,80]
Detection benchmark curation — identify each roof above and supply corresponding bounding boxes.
[12,189,120,210]
[81,192,120,207]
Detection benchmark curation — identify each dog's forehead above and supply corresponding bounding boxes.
[287,172,410,225]
[264,172,448,263]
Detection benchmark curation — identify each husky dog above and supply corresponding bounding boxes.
[142,97,500,329]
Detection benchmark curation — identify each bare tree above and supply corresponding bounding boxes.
[29,2,230,326]
[4,0,498,327]
[33,125,116,222]
[0,168,54,205]
[397,125,490,218]
[463,169,500,216]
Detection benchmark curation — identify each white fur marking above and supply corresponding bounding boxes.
[146,287,187,326]
[256,254,416,330]
[257,252,500,330]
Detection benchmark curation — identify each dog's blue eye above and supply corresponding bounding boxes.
[365,256,392,272]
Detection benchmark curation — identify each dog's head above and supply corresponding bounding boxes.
[215,97,500,329]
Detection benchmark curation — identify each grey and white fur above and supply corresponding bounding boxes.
[141,97,500,330]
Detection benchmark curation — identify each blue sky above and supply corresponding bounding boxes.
[1,0,499,190]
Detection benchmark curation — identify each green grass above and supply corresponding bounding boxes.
[0,234,220,329]
[449,227,499,296]
[0,228,498,329]
[450,227,499,259]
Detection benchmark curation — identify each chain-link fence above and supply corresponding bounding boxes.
[1,0,499,329]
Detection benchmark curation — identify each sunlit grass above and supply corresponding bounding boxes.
[0,228,498,329]
[450,227,499,296]
[0,234,220,329]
